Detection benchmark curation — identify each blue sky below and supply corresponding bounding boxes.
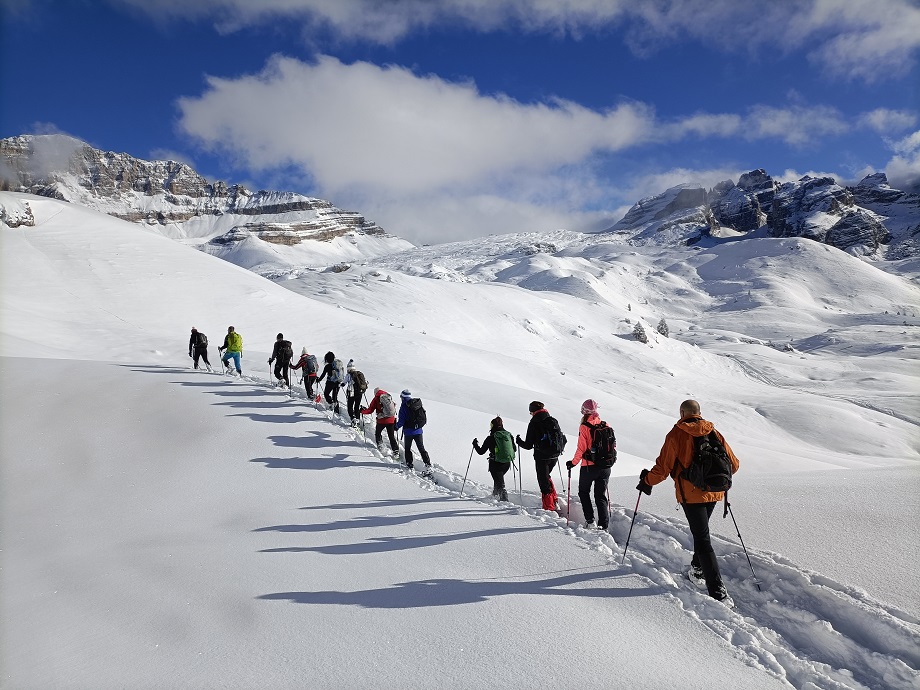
[2,0,919,243]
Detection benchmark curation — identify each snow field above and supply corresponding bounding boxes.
[2,192,920,689]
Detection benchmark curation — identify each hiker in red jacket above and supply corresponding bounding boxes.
[361,387,399,457]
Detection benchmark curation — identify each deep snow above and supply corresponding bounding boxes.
[2,192,919,689]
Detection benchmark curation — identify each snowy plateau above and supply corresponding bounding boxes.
[1,140,919,689]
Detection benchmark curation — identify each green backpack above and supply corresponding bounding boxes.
[227,332,243,352]
[493,429,515,463]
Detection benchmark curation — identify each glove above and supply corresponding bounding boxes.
[472,438,479,448]
[268,359,272,364]
[188,352,192,358]
[565,460,575,471]
[515,435,523,445]
[636,469,652,495]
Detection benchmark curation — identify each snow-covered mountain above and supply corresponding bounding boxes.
[604,169,918,258]
[0,134,413,268]
[2,191,919,689]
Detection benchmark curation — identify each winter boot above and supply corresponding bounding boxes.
[541,492,558,511]
[712,584,734,607]
[687,563,706,589]
[499,489,508,501]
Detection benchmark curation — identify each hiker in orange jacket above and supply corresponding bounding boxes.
[637,399,740,605]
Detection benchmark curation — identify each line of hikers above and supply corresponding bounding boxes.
[189,326,740,605]
[189,327,433,472]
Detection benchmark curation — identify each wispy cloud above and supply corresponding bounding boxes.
[859,108,918,134]
[107,0,920,83]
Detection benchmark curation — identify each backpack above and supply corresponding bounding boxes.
[405,398,427,429]
[196,332,208,348]
[329,358,345,383]
[681,430,733,492]
[493,429,514,463]
[585,421,617,468]
[279,340,293,362]
[378,392,397,418]
[305,354,318,375]
[227,332,242,351]
[351,370,367,393]
[539,415,567,456]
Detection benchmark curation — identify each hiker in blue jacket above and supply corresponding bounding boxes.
[395,389,431,472]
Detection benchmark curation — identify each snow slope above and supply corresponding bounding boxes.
[2,192,919,689]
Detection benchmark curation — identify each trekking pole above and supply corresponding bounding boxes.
[268,361,272,386]
[620,491,643,566]
[517,446,523,505]
[459,448,474,497]
[511,455,517,499]
[725,499,762,591]
[557,461,566,494]
[566,466,572,522]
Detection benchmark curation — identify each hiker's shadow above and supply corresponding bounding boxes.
[257,525,545,555]
[254,507,502,535]
[268,433,358,449]
[258,569,660,608]
[251,453,380,471]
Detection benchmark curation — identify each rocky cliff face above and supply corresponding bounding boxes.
[0,134,389,244]
[604,168,916,257]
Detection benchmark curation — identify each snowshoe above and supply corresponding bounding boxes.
[687,564,706,590]
[712,584,734,608]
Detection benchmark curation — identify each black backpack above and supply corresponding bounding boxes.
[539,415,567,456]
[305,354,318,374]
[585,421,617,468]
[279,340,293,362]
[405,398,427,429]
[351,370,367,393]
[196,332,208,348]
[682,430,733,492]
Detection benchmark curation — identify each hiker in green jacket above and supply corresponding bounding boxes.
[218,326,243,375]
[473,416,516,501]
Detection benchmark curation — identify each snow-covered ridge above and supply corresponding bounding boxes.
[603,169,918,258]
[0,134,412,266]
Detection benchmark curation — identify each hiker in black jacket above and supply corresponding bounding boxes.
[516,401,563,511]
[268,333,293,387]
[188,327,212,371]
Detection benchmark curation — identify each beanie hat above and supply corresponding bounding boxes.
[277,333,284,340]
[581,399,599,415]
[191,327,197,332]
[374,387,381,395]
[490,416,504,430]
[301,347,307,355]
[347,359,355,371]
[401,389,412,399]
[529,401,544,414]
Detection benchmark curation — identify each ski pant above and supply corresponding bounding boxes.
[489,460,511,499]
[578,464,611,528]
[273,358,290,385]
[403,433,430,468]
[221,351,241,373]
[303,374,316,397]
[191,346,210,368]
[347,390,363,420]
[324,380,341,410]
[375,421,398,453]
[682,501,723,597]
[534,456,559,508]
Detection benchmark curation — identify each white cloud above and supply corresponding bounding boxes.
[858,108,918,134]
[884,129,920,190]
[148,148,197,167]
[177,55,656,197]
[175,55,869,241]
[108,0,920,83]
[743,105,848,146]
